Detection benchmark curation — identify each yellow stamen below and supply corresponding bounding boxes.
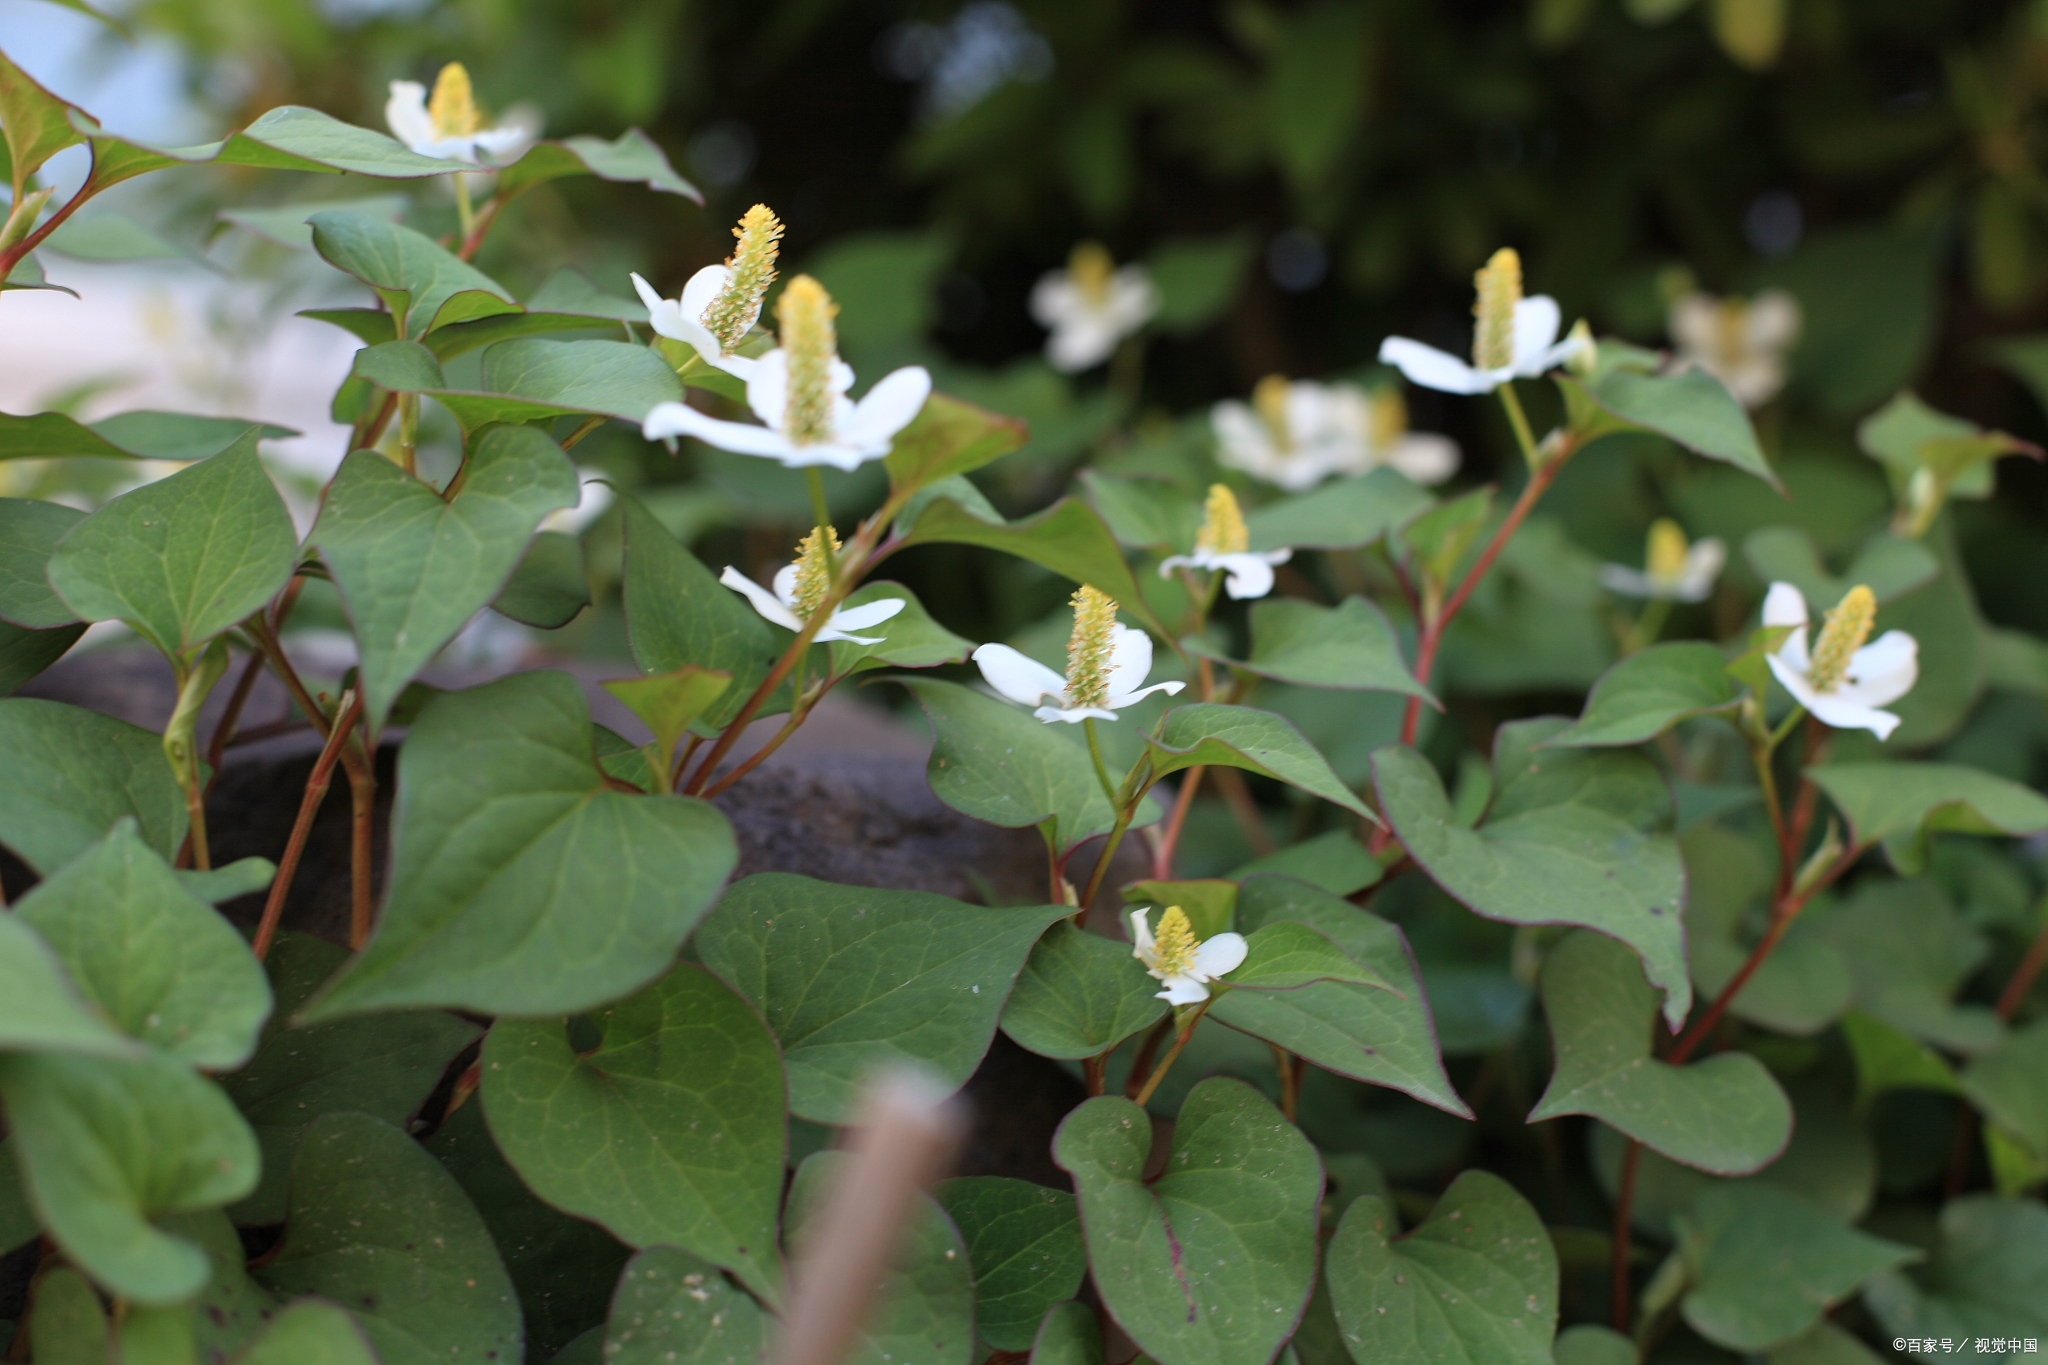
[427,63,482,140]
[1151,906,1199,977]
[775,274,839,447]
[1807,585,1876,693]
[790,526,842,618]
[1196,484,1250,556]
[1645,519,1689,582]
[1064,585,1119,710]
[1713,299,1749,369]
[1473,247,1523,372]
[702,204,783,354]
[1253,375,1293,450]
[1069,241,1114,309]
[1368,386,1407,453]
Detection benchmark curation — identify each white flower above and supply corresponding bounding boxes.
[1669,290,1801,409]
[1158,483,1290,600]
[640,274,931,472]
[539,469,614,536]
[1130,905,1248,1006]
[631,266,756,379]
[1597,519,1725,602]
[973,586,1183,723]
[1030,242,1158,373]
[1762,581,1917,741]
[1213,377,1458,491]
[630,204,783,380]
[719,527,904,646]
[385,63,538,165]
[1377,247,1585,395]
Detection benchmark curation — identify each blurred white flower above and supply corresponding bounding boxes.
[1213,376,1458,491]
[385,63,538,165]
[1030,242,1157,373]
[1130,905,1247,1006]
[1379,248,1584,395]
[1598,519,1725,602]
[1762,581,1917,740]
[1668,289,1801,409]
[973,585,1182,723]
[1159,484,1290,600]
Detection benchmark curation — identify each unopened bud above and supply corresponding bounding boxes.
[776,274,840,447]
[1196,484,1249,556]
[1472,247,1523,372]
[1564,318,1597,376]
[702,204,783,354]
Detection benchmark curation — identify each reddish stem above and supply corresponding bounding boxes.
[1994,917,2048,1020]
[1152,767,1206,879]
[348,763,377,950]
[1610,1137,1642,1331]
[253,693,362,960]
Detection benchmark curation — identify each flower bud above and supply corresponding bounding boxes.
[1472,247,1523,372]
[776,274,840,447]
[1564,318,1597,376]
[1196,483,1250,556]
[1064,585,1120,710]
[702,204,783,354]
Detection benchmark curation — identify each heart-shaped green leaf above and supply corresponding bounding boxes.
[309,210,519,337]
[601,665,733,777]
[496,128,701,203]
[0,497,85,627]
[1185,597,1433,701]
[1001,921,1168,1061]
[1861,1195,2048,1346]
[1742,527,1939,607]
[1054,1079,1320,1365]
[1029,1301,1104,1365]
[0,1050,258,1304]
[1375,719,1691,1028]
[1148,703,1376,821]
[1548,642,1740,748]
[25,1266,110,1361]
[1323,1168,1558,1365]
[311,428,578,730]
[306,671,738,1020]
[0,409,297,461]
[1807,763,2048,876]
[1207,874,1468,1115]
[0,697,185,874]
[0,914,136,1060]
[695,873,1067,1123]
[1082,471,1200,549]
[230,1301,381,1365]
[481,963,786,1305]
[76,105,470,195]
[46,431,298,659]
[13,820,270,1068]
[1808,881,2003,1055]
[1243,468,1435,551]
[494,529,591,629]
[258,1112,520,1365]
[600,1246,766,1365]
[1571,366,1777,488]
[933,1177,1086,1351]
[1226,919,1392,992]
[619,494,777,732]
[1,48,88,180]
[1960,1019,2048,1166]
[1530,930,1791,1174]
[883,391,1027,498]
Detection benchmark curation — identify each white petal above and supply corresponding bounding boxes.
[1761,581,1809,629]
[384,82,435,151]
[1378,337,1496,395]
[745,350,789,429]
[1028,273,1080,329]
[471,124,535,162]
[1107,268,1160,331]
[1105,680,1185,710]
[1668,294,1720,355]
[1129,909,1156,960]
[642,402,798,458]
[1510,296,1564,372]
[1219,553,1279,600]
[1156,976,1212,1006]
[1103,625,1154,702]
[1766,652,1824,715]
[631,274,699,349]
[1838,631,1918,709]
[1805,692,1902,741]
[1047,317,1121,372]
[830,597,906,632]
[680,265,731,325]
[1747,291,1802,352]
[1387,433,1459,485]
[1682,539,1727,589]
[1191,932,1248,980]
[1598,565,1655,598]
[814,626,887,646]
[771,563,802,609]
[1034,704,1118,724]
[720,565,804,632]
[839,366,932,451]
[1158,555,1194,578]
[974,643,1068,708]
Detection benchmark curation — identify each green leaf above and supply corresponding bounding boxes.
[1146,235,1255,335]
[223,932,481,1224]
[495,530,591,629]
[173,855,276,904]
[1184,597,1433,701]
[41,209,188,262]
[1809,881,2003,1055]
[13,820,270,1068]
[1029,1301,1103,1365]
[1553,1324,1639,1365]
[1399,487,1494,588]
[1763,1321,1887,1365]
[308,210,519,337]
[1857,390,2032,500]
[27,1265,110,1362]
[77,105,470,194]
[1741,527,1939,608]
[1573,366,1778,489]
[933,1177,1086,1351]
[883,391,1027,498]
[1807,762,2048,876]
[897,677,1125,856]
[695,873,1067,1123]
[1123,877,1237,939]
[0,697,185,874]
[0,912,137,1059]
[1373,719,1692,1028]
[1207,874,1469,1116]
[898,495,1171,640]
[785,1151,975,1365]
[0,48,86,183]
[1053,1078,1320,1365]
[1840,1010,1963,1106]
[1529,930,1791,1174]
[1324,1169,1558,1365]
[827,581,973,676]
[1677,1183,1919,1352]
[1000,921,1170,1061]
[1547,643,1739,747]
[600,1246,767,1365]
[481,963,786,1305]
[0,497,85,627]
[0,410,297,462]
[257,1112,521,1365]
[305,671,737,1020]
[232,1301,381,1365]
[1226,919,1391,992]
[311,429,578,729]
[1861,1196,2048,1343]
[619,493,776,731]
[1080,471,1200,550]
[496,128,701,203]
[1147,703,1376,821]
[219,193,407,249]
[441,338,684,429]
[0,619,84,694]
[1961,1019,2048,1165]
[46,431,298,659]
[0,1050,258,1304]
[1228,829,1384,898]
[601,665,733,771]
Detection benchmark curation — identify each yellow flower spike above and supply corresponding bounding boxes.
[1472,247,1523,372]
[702,204,784,354]
[776,274,840,448]
[1064,585,1120,711]
[1807,584,1876,693]
[1069,241,1115,309]
[427,62,482,140]
[789,525,842,618]
[1252,374,1293,450]
[1196,484,1250,557]
[1150,907,1199,978]
[1368,386,1409,452]
[1645,519,1690,582]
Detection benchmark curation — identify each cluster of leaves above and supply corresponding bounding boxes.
[6,22,2048,1365]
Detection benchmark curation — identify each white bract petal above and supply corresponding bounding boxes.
[1159,548,1290,600]
[382,78,536,164]
[631,267,751,377]
[1128,907,1247,1005]
[972,643,1067,708]
[643,357,930,471]
[720,563,906,647]
[1032,264,1159,373]
[974,626,1182,724]
[1377,295,1585,395]
[1760,581,1917,741]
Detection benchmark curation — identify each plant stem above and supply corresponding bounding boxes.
[1995,914,2048,1019]
[1083,718,1119,805]
[1152,766,1206,879]
[1082,1053,1107,1097]
[1496,381,1541,465]
[1627,596,1673,654]
[1210,764,1274,855]
[453,173,475,239]
[204,648,266,783]
[348,767,377,949]
[253,691,361,959]
[1124,1015,1175,1098]
[455,193,503,261]
[701,685,831,798]
[1077,807,1135,913]
[1133,1001,1212,1107]
[398,392,419,476]
[560,415,605,450]
[1610,1138,1643,1331]
[1273,1044,1304,1120]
